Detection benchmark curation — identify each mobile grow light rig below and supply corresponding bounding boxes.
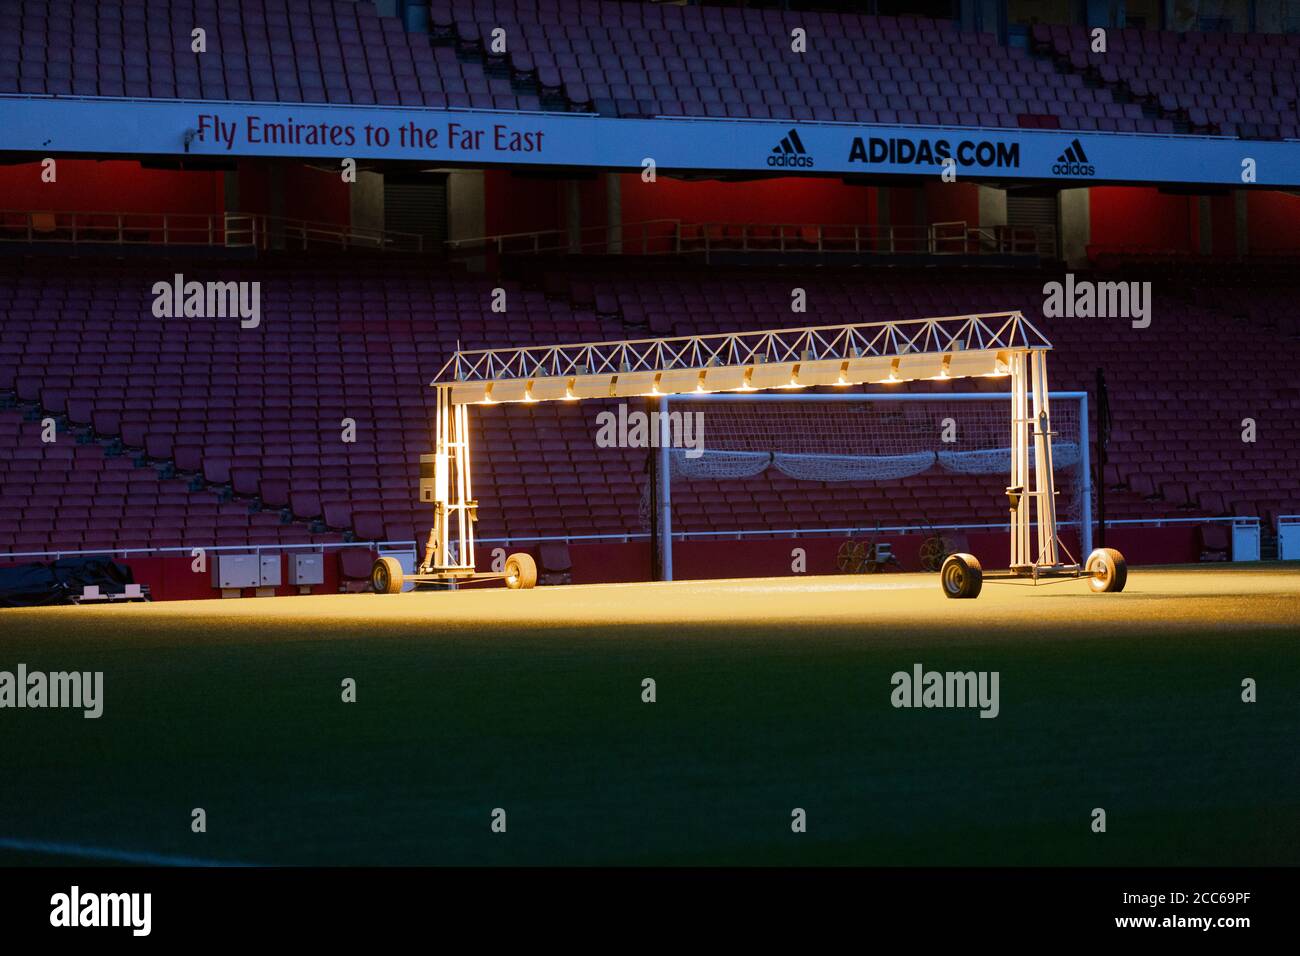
[371,311,1126,599]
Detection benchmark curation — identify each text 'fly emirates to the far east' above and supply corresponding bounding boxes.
[195,114,545,153]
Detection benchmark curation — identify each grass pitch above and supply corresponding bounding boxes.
[1,565,1297,865]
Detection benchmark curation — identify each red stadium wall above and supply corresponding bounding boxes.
[619,175,877,228]
[1100,526,1201,567]
[232,160,350,225]
[5,526,1205,602]
[0,158,349,228]
[0,553,353,603]
[484,169,566,236]
[0,159,225,215]
[1247,191,1300,253]
[656,531,1083,580]
[1209,193,1238,258]
[884,185,921,229]
[923,181,981,227]
[1090,186,1198,253]
[553,528,1199,587]
[282,163,351,225]
[123,553,350,601]
[237,161,273,216]
[481,174,881,246]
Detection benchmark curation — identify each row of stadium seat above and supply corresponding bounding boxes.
[439,0,1170,130]
[1032,23,1300,139]
[2,253,1298,559]
[3,0,1295,137]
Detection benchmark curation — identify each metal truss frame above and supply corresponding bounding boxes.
[431,312,1050,403]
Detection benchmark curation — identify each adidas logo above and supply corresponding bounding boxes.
[1052,138,1096,176]
[1057,139,1089,164]
[767,128,814,168]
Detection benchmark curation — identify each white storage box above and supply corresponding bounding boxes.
[212,554,259,589]
[288,553,325,586]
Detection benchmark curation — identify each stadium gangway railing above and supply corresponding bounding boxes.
[0,209,423,253]
[445,219,684,257]
[444,219,1055,260]
[931,222,1055,257]
[0,209,225,247]
[2,518,1262,567]
[227,214,425,253]
[477,515,1257,545]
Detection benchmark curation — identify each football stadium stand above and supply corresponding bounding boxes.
[7,0,1297,136]
[2,0,1299,594]
[2,253,1298,563]
[1032,23,1300,139]
[1,0,538,110]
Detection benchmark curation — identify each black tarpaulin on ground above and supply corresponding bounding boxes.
[0,557,135,608]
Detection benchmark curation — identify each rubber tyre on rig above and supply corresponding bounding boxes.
[1086,547,1128,593]
[504,552,538,590]
[940,552,983,599]
[371,557,404,594]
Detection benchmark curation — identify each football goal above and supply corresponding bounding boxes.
[650,390,1091,579]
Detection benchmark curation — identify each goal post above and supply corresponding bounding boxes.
[655,390,1091,581]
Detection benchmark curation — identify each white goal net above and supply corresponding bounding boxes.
[652,392,1087,535]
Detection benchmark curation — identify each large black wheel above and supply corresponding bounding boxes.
[1086,547,1128,593]
[371,557,404,594]
[940,552,983,599]
[504,552,537,590]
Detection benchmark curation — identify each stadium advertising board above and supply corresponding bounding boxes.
[0,95,1295,187]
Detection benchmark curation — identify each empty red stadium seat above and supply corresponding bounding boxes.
[338,549,375,581]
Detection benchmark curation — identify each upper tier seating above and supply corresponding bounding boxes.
[28,0,1300,135]
[1034,24,1300,139]
[0,0,538,110]
[432,0,1168,131]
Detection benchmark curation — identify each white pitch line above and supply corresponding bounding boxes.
[0,837,257,867]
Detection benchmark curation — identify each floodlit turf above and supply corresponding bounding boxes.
[1,565,1297,865]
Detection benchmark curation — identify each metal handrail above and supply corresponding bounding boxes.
[446,218,682,256]
[254,215,425,252]
[0,540,416,562]
[0,518,1258,561]
[472,515,1257,548]
[0,209,424,252]
[446,219,1054,259]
